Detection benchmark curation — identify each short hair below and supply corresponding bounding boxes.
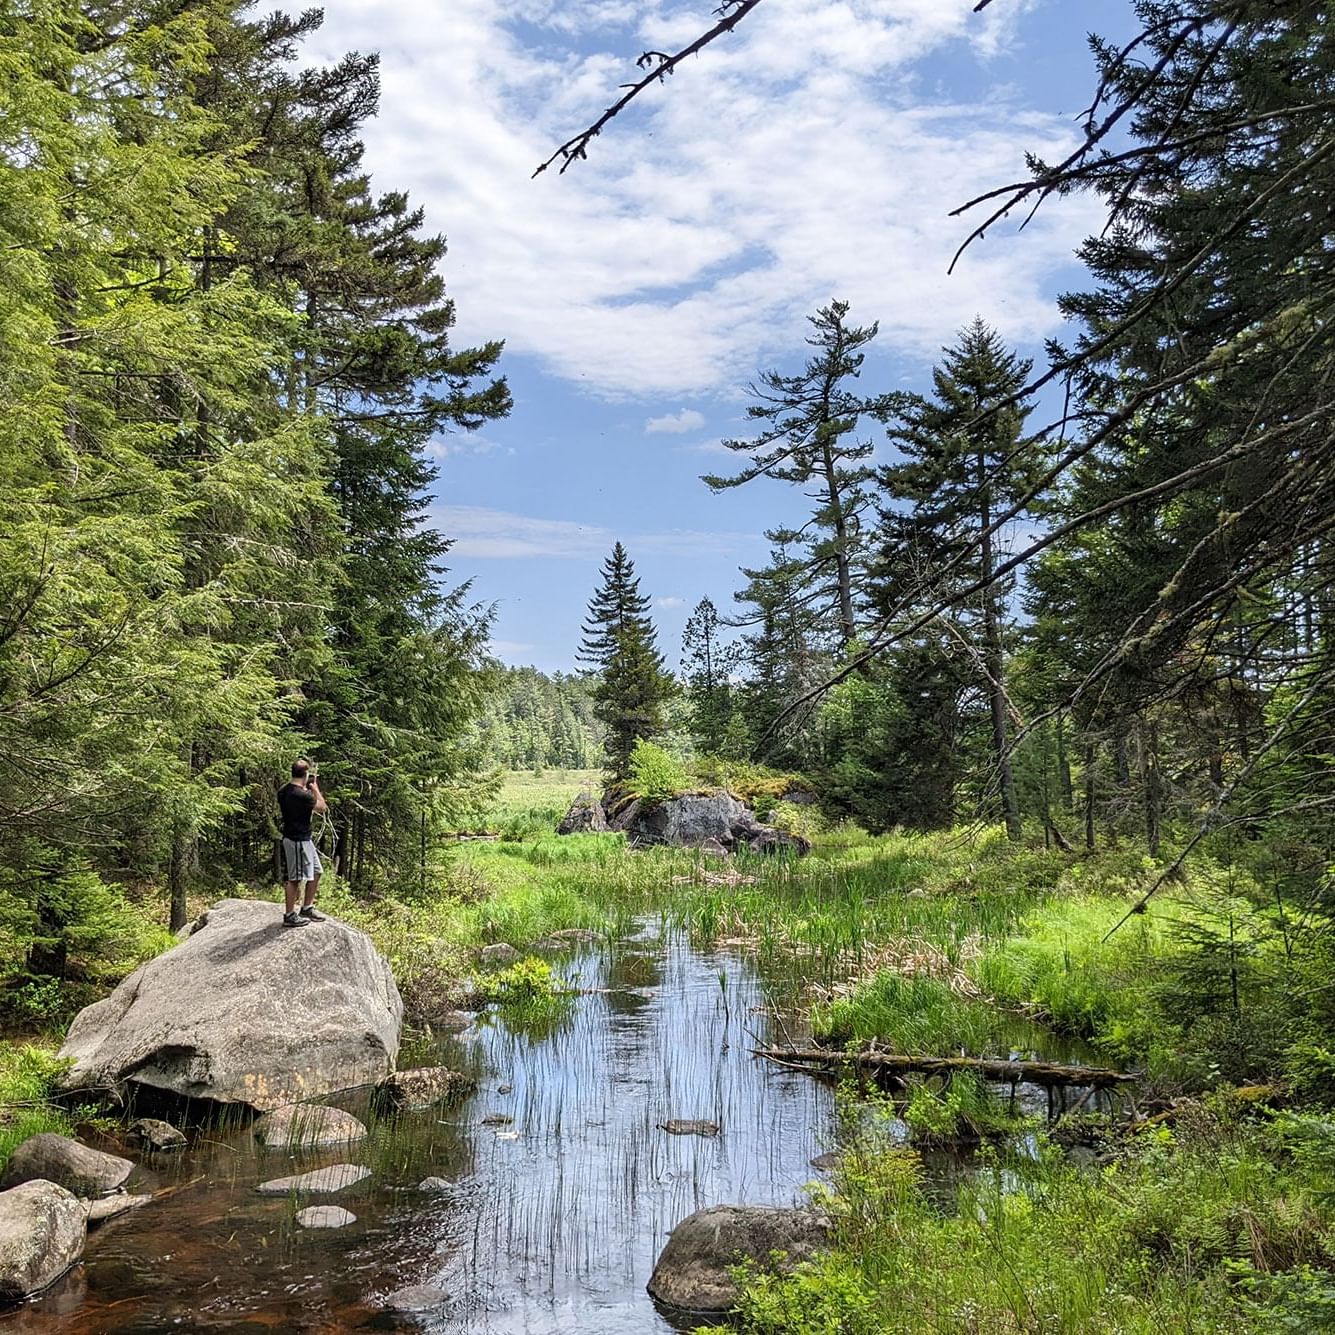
[292,759,310,779]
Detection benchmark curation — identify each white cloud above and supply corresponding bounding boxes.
[655,595,685,608]
[312,0,1099,399]
[646,409,706,435]
[432,504,748,560]
[426,434,513,459]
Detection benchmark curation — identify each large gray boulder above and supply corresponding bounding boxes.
[58,898,402,1112]
[0,1180,86,1302]
[647,1205,830,1313]
[556,792,607,834]
[0,1134,132,1198]
[616,791,812,857]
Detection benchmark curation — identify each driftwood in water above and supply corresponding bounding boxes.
[754,1047,1135,1089]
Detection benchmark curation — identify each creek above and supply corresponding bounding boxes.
[3,926,1112,1333]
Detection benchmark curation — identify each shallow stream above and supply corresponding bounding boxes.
[4,925,1114,1333]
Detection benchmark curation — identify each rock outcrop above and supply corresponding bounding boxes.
[0,1180,87,1302]
[0,1135,132,1198]
[568,790,811,857]
[647,1205,830,1313]
[58,898,403,1112]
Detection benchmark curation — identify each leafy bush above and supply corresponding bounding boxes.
[627,740,691,802]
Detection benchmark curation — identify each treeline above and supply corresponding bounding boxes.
[0,0,507,962]
[474,667,604,771]
[580,5,1335,878]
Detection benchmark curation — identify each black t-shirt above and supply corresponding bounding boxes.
[277,782,316,840]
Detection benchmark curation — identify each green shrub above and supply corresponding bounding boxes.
[627,740,691,802]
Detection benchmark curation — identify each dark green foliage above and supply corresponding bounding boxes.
[708,300,885,658]
[680,597,746,757]
[577,544,675,780]
[0,0,506,950]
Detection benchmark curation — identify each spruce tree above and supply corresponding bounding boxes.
[705,300,885,656]
[681,598,743,756]
[879,319,1036,840]
[578,545,675,781]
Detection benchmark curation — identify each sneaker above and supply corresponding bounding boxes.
[282,911,310,927]
[299,906,326,922]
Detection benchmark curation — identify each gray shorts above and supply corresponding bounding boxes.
[281,838,323,883]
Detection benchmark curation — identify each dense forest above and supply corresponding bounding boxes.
[1,0,509,949]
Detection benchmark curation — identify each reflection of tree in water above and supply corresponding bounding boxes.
[605,945,664,1015]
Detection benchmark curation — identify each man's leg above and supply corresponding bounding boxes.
[281,840,309,925]
[300,844,326,920]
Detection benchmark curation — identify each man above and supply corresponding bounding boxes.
[277,758,328,927]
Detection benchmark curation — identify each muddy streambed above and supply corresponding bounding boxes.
[3,928,1111,1333]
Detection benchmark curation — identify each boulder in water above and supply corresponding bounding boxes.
[256,1164,370,1195]
[295,1205,356,1229]
[129,1118,186,1152]
[374,1066,473,1111]
[0,1180,86,1302]
[86,1194,152,1224]
[647,1205,830,1313]
[0,1134,132,1198]
[613,790,812,857]
[253,1104,367,1148]
[57,898,402,1113]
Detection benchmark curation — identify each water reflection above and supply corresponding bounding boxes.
[4,929,832,1334]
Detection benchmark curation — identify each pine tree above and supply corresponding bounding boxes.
[879,319,1036,840]
[577,544,675,780]
[705,300,885,656]
[681,598,743,757]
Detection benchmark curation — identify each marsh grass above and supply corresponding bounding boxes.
[0,1042,72,1170]
[724,1106,1335,1334]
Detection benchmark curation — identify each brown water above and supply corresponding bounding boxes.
[4,928,835,1333]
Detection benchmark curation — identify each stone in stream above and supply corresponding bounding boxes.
[295,1205,356,1229]
[256,1164,371,1195]
[129,1117,187,1152]
[479,1112,513,1127]
[809,1151,841,1171]
[0,1180,87,1302]
[0,1133,133,1198]
[417,1177,452,1193]
[647,1205,831,1314]
[86,1194,153,1224]
[57,898,402,1113]
[477,942,519,965]
[382,1284,449,1314]
[374,1066,473,1111]
[659,1120,720,1138]
[253,1104,366,1148]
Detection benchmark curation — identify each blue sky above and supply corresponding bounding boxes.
[311,0,1138,673]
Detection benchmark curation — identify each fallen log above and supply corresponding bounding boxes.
[754,1047,1135,1088]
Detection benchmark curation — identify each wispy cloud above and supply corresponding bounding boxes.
[646,409,705,435]
[489,638,536,658]
[432,504,748,560]
[655,595,685,608]
[313,0,1100,401]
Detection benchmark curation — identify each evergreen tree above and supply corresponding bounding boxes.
[577,545,675,780]
[879,319,1036,839]
[680,598,743,756]
[706,300,885,656]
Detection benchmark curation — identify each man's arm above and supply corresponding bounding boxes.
[310,776,328,814]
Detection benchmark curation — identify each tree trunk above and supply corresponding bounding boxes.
[1056,714,1074,811]
[1137,719,1162,858]
[978,455,1021,841]
[169,828,189,933]
[1084,740,1097,852]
